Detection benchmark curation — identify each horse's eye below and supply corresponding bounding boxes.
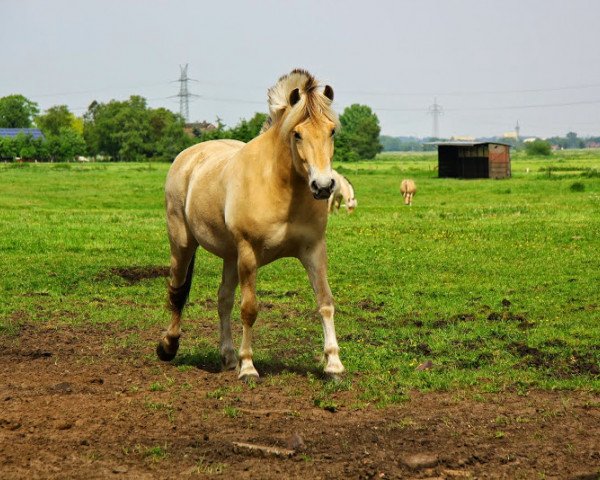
[331,129,336,137]
[294,132,302,140]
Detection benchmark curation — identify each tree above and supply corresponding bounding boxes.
[0,95,39,128]
[36,105,77,136]
[196,113,268,143]
[229,113,268,142]
[13,132,39,159]
[525,139,552,156]
[334,104,382,161]
[566,131,584,149]
[45,128,87,161]
[0,136,18,159]
[83,96,192,161]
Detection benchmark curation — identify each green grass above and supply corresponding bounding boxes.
[1,151,599,405]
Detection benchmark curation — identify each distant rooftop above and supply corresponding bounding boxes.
[0,128,45,139]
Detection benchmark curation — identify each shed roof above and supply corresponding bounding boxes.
[0,128,45,139]
[429,141,512,148]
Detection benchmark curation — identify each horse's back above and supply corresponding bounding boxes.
[401,179,416,193]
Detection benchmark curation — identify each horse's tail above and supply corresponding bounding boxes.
[167,254,196,314]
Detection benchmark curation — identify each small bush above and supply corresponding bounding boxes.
[525,139,552,156]
[570,182,585,192]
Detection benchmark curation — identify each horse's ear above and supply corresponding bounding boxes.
[324,85,334,102]
[289,88,301,106]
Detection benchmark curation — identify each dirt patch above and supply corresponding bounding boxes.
[357,298,385,312]
[1,322,599,479]
[509,341,600,378]
[101,266,170,285]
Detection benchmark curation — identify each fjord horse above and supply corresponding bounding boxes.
[328,170,357,214]
[400,179,417,206]
[157,70,345,381]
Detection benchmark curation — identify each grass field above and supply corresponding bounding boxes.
[1,150,599,407]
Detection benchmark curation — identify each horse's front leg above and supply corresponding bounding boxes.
[300,241,345,379]
[237,242,260,382]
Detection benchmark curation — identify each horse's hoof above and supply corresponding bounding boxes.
[220,352,238,371]
[221,359,238,371]
[156,338,179,362]
[324,372,344,383]
[239,374,261,385]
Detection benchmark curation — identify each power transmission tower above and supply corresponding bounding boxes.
[428,98,443,138]
[515,120,520,142]
[173,64,199,123]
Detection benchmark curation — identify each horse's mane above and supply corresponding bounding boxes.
[261,69,339,138]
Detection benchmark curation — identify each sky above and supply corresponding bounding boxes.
[2,0,600,139]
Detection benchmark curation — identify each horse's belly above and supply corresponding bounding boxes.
[185,196,235,258]
[190,220,235,258]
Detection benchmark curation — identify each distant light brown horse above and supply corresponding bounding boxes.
[157,69,345,381]
[328,170,357,213]
[400,179,417,206]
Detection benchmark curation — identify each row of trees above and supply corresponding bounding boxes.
[0,93,383,162]
[195,105,383,162]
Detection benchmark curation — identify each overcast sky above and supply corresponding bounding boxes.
[2,0,599,138]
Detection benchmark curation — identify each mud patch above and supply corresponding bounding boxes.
[433,312,476,328]
[101,265,170,284]
[509,342,600,378]
[357,298,385,312]
[487,311,535,329]
[1,322,599,479]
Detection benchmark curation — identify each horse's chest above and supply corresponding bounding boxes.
[254,220,319,261]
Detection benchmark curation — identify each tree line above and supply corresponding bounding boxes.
[0,94,382,162]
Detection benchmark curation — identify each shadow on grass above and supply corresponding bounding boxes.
[173,345,323,378]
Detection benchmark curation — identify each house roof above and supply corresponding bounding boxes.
[0,128,45,139]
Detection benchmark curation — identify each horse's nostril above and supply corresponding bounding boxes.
[310,180,318,191]
[329,178,336,190]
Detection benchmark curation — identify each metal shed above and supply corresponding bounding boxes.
[434,142,511,179]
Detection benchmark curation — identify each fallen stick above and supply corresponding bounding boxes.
[232,441,296,458]
[237,408,296,416]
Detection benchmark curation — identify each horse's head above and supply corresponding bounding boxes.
[347,198,357,212]
[289,86,337,199]
[267,70,340,200]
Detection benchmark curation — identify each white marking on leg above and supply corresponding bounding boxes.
[320,305,344,374]
[300,242,345,376]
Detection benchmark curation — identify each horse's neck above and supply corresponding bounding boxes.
[263,132,307,191]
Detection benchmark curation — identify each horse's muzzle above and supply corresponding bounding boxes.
[310,178,335,200]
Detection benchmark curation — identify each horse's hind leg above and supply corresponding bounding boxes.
[157,242,197,361]
[218,257,239,370]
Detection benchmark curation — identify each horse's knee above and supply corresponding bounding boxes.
[241,301,258,327]
[319,304,334,320]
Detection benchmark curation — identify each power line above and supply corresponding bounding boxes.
[339,81,600,98]
[24,81,172,99]
[372,98,600,113]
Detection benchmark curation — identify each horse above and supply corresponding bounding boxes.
[328,170,357,213]
[157,69,345,382]
[400,179,417,206]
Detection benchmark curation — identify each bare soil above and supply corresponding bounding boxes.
[1,322,599,480]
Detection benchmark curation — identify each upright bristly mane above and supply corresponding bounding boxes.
[261,69,339,137]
